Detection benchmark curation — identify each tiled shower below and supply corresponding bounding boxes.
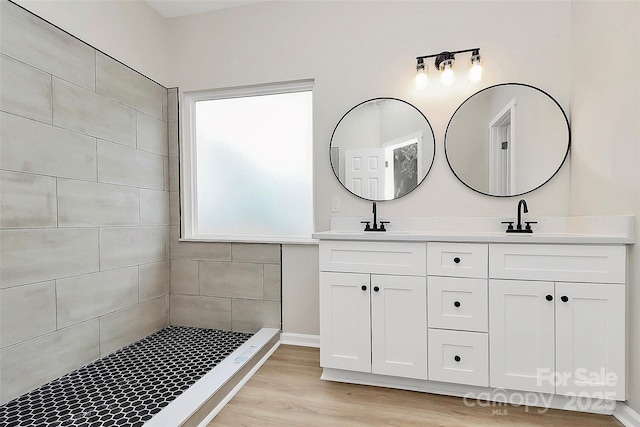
[0,0,281,406]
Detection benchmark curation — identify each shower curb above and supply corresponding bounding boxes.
[146,328,281,427]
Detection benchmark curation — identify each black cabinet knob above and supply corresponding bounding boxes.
[561,295,569,302]
[361,285,367,291]
[454,355,461,362]
[373,286,380,292]
[453,257,461,264]
[546,294,553,301]
[454,301,461,308]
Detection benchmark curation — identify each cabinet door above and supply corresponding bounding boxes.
[555,282,625,400]
[489,279,555,393]
[320,272,371,372]
[370,275,427,379]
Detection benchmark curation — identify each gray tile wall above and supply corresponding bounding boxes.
[166,89,282,334]
[0,2,169,404]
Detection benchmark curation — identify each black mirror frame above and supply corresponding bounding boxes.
[329,97,436,202]
[444,82,571,197]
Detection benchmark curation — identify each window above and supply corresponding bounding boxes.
[181,80,314,243]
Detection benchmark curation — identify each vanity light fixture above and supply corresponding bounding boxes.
[415,48,482,88]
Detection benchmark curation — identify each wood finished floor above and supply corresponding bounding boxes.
[209,345,623,427]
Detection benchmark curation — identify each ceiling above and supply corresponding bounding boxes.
[146,0,267,18]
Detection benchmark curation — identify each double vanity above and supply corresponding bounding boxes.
[313,216,633,413]
[321,83,633,414]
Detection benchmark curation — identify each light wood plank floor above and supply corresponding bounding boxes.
[209,345,623,426]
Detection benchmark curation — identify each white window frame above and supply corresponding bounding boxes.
[180,80,315,243]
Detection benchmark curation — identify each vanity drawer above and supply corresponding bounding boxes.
[427,242,488,278]
[319,241,426,276]
[427,277,488,332]
[489,244,626,283]
[428,329,488,387]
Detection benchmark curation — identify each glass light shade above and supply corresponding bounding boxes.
[415,68,428,89]
[469,55,482,83]
[440,60,455,86]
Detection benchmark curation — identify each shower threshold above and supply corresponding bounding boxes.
[0,326,280,427]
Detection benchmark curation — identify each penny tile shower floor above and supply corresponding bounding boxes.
[0,326,253,427]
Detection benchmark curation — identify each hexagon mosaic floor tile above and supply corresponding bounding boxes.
[0,326,253,427]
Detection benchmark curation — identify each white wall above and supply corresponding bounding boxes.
[12,0,169,85]
[569,0,640,414]
[167,1,573,226]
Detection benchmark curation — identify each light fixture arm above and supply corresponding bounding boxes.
[416,47,480,63]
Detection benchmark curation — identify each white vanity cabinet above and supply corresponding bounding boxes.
[316,230,630,413]
[489,244,626,400]
[319,241,428,379]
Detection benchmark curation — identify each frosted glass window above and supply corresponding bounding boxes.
[181,81,314,243]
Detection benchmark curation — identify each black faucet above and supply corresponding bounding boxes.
[502,199,537,233]
[361,201,389,232]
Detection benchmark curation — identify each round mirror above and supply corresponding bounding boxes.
[330,98,436,201]
[445,83,570,197]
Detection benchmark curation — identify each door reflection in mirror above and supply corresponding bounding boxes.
[330,98,435,201]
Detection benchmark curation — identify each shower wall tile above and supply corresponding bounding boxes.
[232,243,281,264]
[169,191,180,226]
[168,155,179,192]
[232,299,281,333]
[167,88,178,124]
[169,294,231,330]
[0,171,57,229]
[0,112,97,181]
[170,260,199,295]
[264,264,282,302]
[99,226,167,270]
[140,189,170,225]
[53,78,136,147]
[139,261,170,302]
[0,54,52,123]
[0,319,100,404]
[169,226,231,261]
[0,281,56,348]
[199,261,264,300]
[168,122,179,158]
[0,228,99,288]
[137,112,168,156]
[57,179,139,227]
[56,267,139,328]
[0,1,95,91]
[0,2,170,401]
[97,139,165,190]
[99,296,167,356]
[96,52,164,120]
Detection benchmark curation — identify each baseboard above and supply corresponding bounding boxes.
[279,332,320,348]
[614,402,640,427]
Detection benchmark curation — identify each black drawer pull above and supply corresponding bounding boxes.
[454,301,461,308]
[453,257,461,264]
[546,294,553,301]
[373,286,380,292]
[361,285,367,291]
[561,295,569,302]
[454,355,461,362]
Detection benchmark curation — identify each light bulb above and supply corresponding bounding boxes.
[440,60,455,86]
[415,59,428,89]
[469,52,482,83]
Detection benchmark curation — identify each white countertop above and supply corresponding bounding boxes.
[312,216,635,245]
